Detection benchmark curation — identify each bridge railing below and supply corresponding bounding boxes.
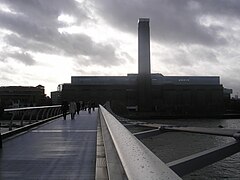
[98,105,182,180]
[0,105,63,149]
[100,102,240,178]
[1,105,62,131]
[0,105,62,134]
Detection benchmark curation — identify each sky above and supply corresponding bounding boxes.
[0,0,240,97]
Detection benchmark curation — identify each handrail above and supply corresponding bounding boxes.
[4,105,61,112]
[99,105,181,180]
[1,105,63,149]
[1,105,62,131]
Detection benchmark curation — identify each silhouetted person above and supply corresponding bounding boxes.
[61,101,69,120]
[76,101,81,115]
[88,101,91,114]
[83,101,87,111]
[79,101,83,110]
[91,101,95,111]
[69,101,77,119]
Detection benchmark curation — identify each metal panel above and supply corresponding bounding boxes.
[138,123,240,138]
[167,141,240,177]
[162,126,240,137]
[134,128,167,139]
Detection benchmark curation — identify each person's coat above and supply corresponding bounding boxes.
[69,101,77,114]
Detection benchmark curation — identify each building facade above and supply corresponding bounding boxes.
[52,73,225,116]
[0,85,48,108]
[51,18,229,117]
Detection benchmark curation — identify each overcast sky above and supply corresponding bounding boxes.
[0,0,240,97]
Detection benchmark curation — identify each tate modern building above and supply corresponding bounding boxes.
[52,19,228,117]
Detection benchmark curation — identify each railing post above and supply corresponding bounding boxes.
[46,108,52,119]
[41,108,48,119]
[49,108,55,117]
[20,110,28,126]
[28,110,35,124]
[53,108,57,116]
[36,109,43,121]
[9,112,16,131]
[57,108,61,115]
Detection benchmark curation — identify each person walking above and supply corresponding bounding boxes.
[76,101,81,115]
[88,101,91,114]
[91,101,95,111]
[80,101,83,110]
[69,101,77,120]
[83,101,86,111]
[61,101,69,120]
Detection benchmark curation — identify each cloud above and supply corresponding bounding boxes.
[7,51,36,65]
[0,0,240,96]
[4,34,56,54]
[0,0,125,67]
[92,0,240,46]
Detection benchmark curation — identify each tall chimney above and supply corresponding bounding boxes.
[138,18,151,75]
[137,18,152,112]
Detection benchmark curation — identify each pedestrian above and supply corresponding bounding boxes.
[76,101,81,115]
[83,101,87,111]
[80,101,83,110]
[88,101,91,114]
[61,101,69,120]
[69,101,77,120]
[91,101,95,111]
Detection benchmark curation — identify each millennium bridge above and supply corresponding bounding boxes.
[0,104,240,179]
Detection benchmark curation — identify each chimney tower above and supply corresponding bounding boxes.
[137,18,152,112]
[138,18,151,75]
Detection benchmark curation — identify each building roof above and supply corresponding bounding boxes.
[71,74,220,86]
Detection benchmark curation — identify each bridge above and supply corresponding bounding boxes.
[1,104,240,179]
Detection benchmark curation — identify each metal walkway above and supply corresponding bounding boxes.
[0,110,98,180]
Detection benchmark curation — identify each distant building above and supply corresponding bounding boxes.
[51,90,61,105]
[51,18,231,117]
[0,85,49,108]
[52,73,225,116]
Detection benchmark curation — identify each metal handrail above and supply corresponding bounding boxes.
[1,105,62,131]
[4,105,61,112]
[1,105,63,148]
[99,105,181,180]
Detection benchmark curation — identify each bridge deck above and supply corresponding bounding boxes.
[0,109,98,180]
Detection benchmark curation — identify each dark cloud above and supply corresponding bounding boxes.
[155,45,219,67]
[2,0,89,27]
[0,0,125,66]
[199,0,240,17]
[4,34,56,54]
[92,0,240,46]
[1,48,36,65]
[8,52,36,65]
